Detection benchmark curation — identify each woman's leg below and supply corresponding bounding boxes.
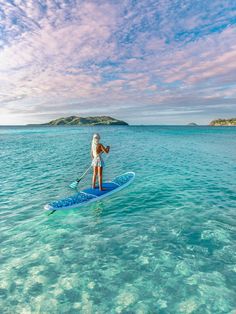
[92,166,98,188]
[98,166,103,191]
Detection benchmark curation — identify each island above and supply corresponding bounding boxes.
[29,116,128,126]
[209,118,236,126]
[187,122,198,126]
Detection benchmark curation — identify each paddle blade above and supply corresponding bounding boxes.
[69,181,78,189]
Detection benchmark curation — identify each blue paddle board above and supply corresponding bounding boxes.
[44,172,135,211]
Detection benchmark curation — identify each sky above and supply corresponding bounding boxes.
[0,0,236,125]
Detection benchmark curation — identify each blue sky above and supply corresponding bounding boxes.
[0,0,236,125]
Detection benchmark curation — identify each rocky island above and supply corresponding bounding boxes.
[31,116,128,126]
[209,118,236,126]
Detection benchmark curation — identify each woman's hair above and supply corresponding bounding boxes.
[91,133,100,158]
[92,133,100,146]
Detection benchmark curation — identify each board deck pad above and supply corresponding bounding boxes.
[83,182,118,196]
[44,172,135,211]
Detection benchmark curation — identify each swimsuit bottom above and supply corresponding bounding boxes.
[91,156,105,168]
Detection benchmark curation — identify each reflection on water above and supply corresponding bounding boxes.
[92,206,104,217]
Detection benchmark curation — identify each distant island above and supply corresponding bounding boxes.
[29,116,128,126]
[187,122,198,126]
[209,118,236,126]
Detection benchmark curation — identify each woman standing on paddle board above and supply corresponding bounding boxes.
[91,133,110,191]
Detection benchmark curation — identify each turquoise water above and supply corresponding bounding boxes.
[1,125,236,313]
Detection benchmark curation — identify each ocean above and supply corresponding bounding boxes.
[1,125,236,313]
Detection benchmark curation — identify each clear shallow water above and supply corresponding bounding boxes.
[1,125,236,313]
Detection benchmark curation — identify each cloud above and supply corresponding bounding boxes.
[0,0,236,124]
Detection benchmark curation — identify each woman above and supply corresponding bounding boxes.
[91,133,110,191]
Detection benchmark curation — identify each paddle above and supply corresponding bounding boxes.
[69,164,92,189]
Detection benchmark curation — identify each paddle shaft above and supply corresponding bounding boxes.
[77,165,91,182]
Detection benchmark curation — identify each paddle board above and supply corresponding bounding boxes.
[44,172,135,211]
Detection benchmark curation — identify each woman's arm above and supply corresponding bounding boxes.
[91,148,94,159]
[100,144,110,154]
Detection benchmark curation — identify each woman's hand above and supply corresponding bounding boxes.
[100,144,110,154]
